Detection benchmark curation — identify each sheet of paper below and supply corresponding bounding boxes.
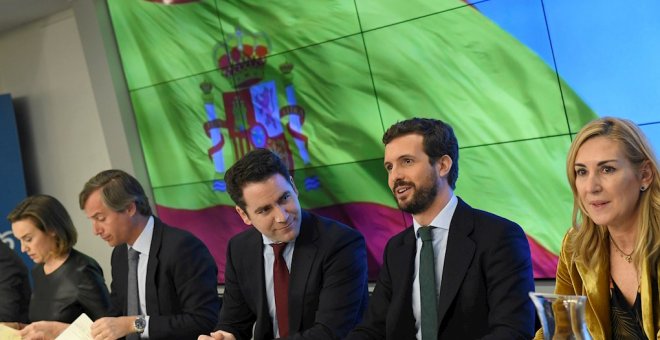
[55,313,93,340]
[0,324,21,340]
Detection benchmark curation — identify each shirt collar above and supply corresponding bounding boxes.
[261,233,297,246]
[130,215,154,256]
[413,193,457,238]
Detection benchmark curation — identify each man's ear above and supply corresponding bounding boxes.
[289,176,299,195]
[125,201,137,217]
[435,155,453,178]
[235,206,252,226]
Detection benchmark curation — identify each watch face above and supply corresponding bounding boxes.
[135,316,146,333]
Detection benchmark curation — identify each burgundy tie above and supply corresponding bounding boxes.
[271,243,290,337]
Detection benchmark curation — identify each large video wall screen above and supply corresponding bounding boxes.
[108,0,660,282]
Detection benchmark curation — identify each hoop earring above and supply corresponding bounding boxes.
[641,186,647,192]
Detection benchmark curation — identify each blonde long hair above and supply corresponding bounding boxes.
[565,117,660,269]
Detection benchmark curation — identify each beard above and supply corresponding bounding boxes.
[393,172,438,215]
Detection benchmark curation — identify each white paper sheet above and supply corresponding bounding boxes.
[55,313,93,340]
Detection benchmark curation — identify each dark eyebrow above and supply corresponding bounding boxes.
[253,203,270,213]
[253,191,292,213]
[385,154,415,165]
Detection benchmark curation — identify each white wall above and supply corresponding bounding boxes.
[0,7,121,282]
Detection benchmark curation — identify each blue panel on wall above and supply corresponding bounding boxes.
[0,93,31,268]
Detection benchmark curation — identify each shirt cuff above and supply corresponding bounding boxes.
[141,315,150,339]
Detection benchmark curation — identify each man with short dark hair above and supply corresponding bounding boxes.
[199,149,368,340]
[80,169,220,340]
[348,118,535,339]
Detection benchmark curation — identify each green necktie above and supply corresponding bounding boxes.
[418,226,438,340]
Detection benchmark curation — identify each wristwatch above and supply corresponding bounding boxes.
[134,315,146,334]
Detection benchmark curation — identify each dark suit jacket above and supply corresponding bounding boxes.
[348,198,535,340]
[0,241,30,323]
[109,217,220,340]
[217,211,369,340]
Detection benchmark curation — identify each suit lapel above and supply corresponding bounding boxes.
[115,245,129,315]
[394,227,418,335]
[437,198,476,327]
[145,218,162,315]
[575,250,610,336]
[639,256,656,339]
[244,228,273,339]
[288,212,318,333]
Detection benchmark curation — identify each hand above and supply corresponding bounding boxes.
[19,321,68,340]
[18,330,48,340]
[0,322,22,329]
[91,316,135,340]
[198,330,236,340]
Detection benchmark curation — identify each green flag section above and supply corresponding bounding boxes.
[366,4,577,146]
[109,0,598,280]
[108,0,223,90]
[457,136,576,255]
[355,0,470,31]
[214,0,361,55]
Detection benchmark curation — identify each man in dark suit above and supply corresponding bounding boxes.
[0,240,30,325]
[79,169,220,340]
[347,118,535,339]
[198,149,368,340]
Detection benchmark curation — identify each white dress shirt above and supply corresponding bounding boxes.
[412,194,457,340]
[262,234,296,338]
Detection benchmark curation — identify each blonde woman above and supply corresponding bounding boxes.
[535,117,659,339]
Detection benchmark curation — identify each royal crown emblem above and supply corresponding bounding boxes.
[200,25,317,191]
[215,25,269,89]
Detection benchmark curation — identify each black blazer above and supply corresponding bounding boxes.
[347,198,535,340]
[0,241,30,323]
[109,217,220,340]
[30,249,110,323]
[217,211,369,340]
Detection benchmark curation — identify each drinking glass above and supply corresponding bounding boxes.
[529,292,592,340]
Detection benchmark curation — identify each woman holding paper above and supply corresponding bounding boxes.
[7,194,110,339]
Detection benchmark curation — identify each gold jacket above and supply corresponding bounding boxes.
[534,230,660,340]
